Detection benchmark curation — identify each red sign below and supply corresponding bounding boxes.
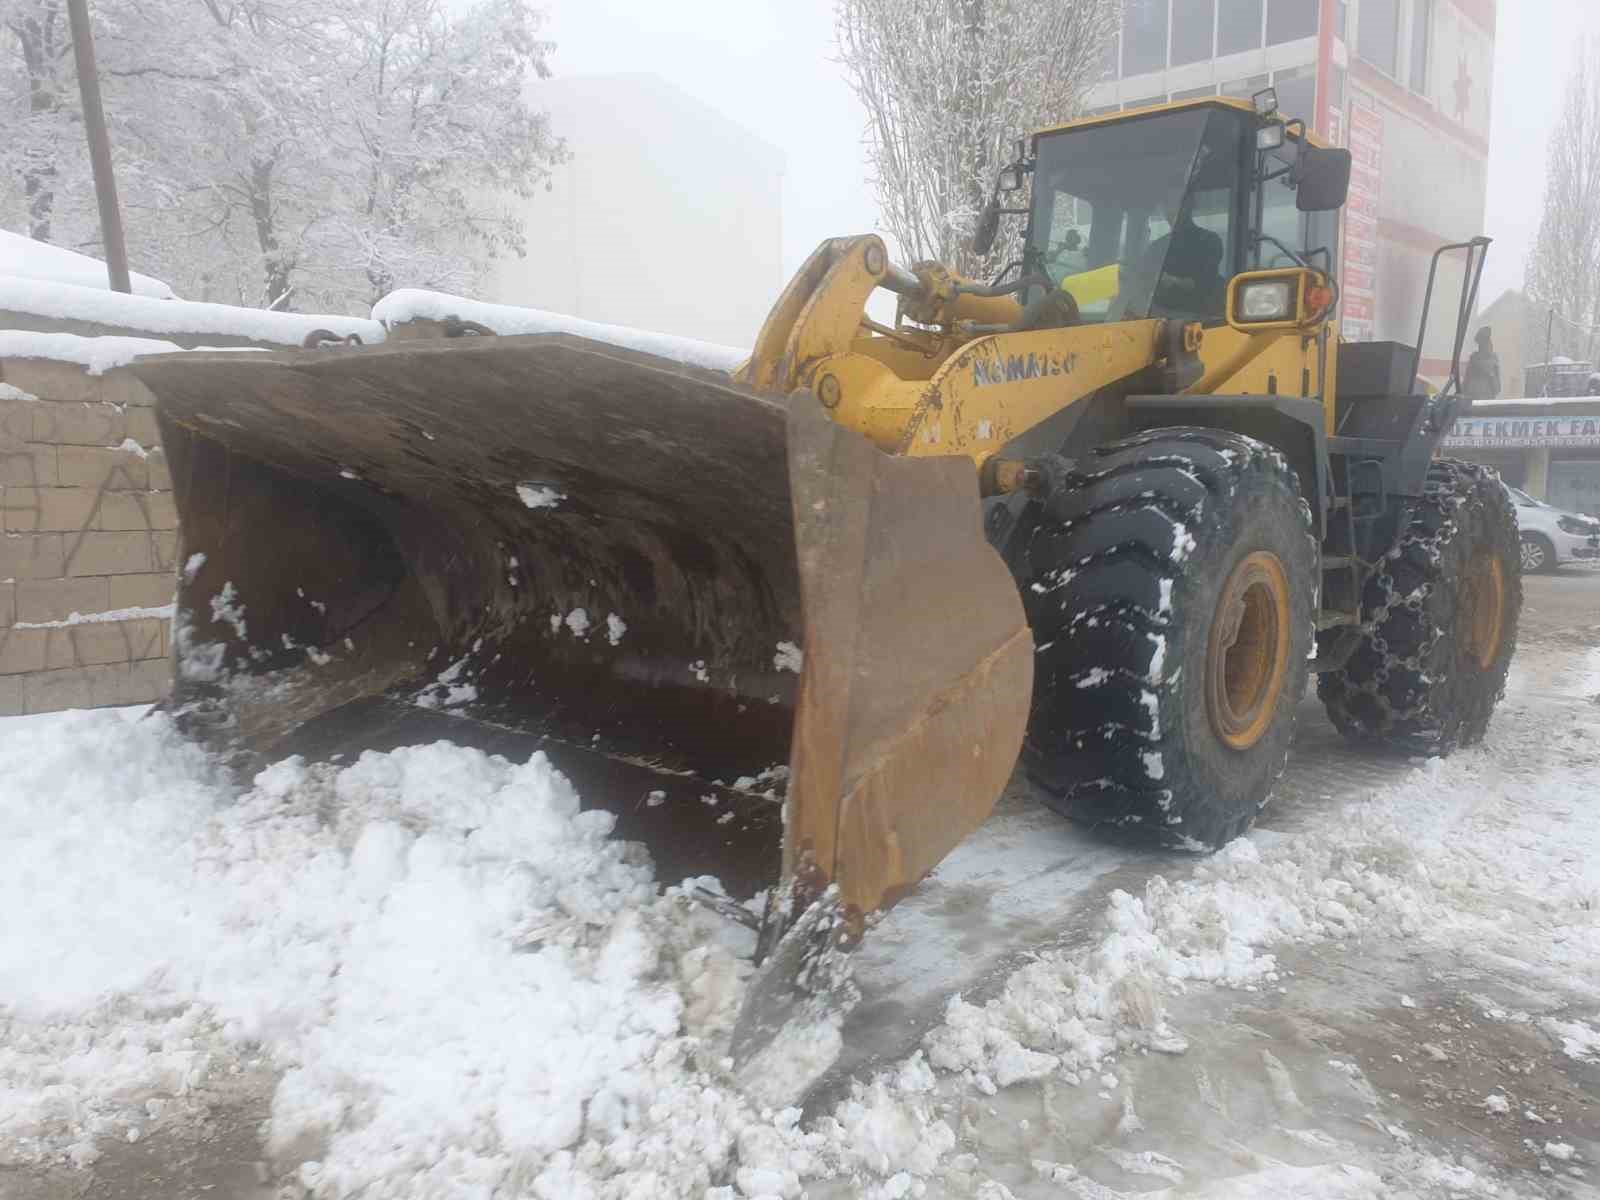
[1340,89,1384,343]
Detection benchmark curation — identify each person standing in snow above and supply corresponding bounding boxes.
[1464,327,1502,403]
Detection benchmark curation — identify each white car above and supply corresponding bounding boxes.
[1504,484,1600,572]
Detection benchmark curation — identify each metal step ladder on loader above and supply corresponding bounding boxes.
[1315,237,1498,675]
[128,93,1518,1103]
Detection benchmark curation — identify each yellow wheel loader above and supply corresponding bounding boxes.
[130,92,1519,1085]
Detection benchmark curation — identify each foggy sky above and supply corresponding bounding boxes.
[547,0,1582,312]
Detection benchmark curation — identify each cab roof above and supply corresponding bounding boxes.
[1035,95,1331,148]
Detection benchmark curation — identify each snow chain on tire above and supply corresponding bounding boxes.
[1319,458,1521,755]
[1010,427,1317,850]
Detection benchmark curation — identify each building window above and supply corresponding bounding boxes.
[1357,0,1400,76]
[1335,0,1348,39]
[1172,0,1216,66]
[1272,65,1317,121]
[1100,29,1120,80]
[1325,64,1347,117]
[1266,0,1318,44]
[1218,0,1264,56]
[1126,95,1168,111]
[1172,84,1219,99]
[1410,0,1432,93]
[1123,0,1169,76]
[1221,73,1271,97]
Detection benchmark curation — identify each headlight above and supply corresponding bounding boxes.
[1557,515,1597,535]
[1237,280,1293,321]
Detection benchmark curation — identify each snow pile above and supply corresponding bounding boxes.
[0,711,736,1191]
[0,230,175,298]
[0,708,955,1197]
[374,288,748,373]
[0,275,380,347]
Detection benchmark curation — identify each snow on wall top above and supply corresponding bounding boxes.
[0,274,383,347]
[0,329,186,375]
[0,230,175,299]
[374,288,749,373]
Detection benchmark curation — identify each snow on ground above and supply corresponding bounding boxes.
[373,288,748,373]
[1,230,175,298]
[2,632,1597,1197]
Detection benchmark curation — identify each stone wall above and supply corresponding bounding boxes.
[0,357,176,715]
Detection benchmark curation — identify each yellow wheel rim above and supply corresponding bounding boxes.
[1459,550,1506,671]
[1206,551,1292,751]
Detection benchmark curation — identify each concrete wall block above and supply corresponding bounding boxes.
[64,531,153,576]
[0,359,100,406]
[91,491,180,533]
[44,617,165,668]
[0,579,12,627]
[0,626,47,674]
[23,664,101,712]
[96,491,159,532]
[0,397,34,442]
[58,445,149,490]
[100,370,158,409]
[108,572,175,611]
[2,486,99,534]
[124,406,162,448]
[0,672,20,716]
[145,490,178,530]
[16,577,110,624]
[0,532,65,580]
[127,657,172,704]
[33,400,128,446]
[24,659,171,712]
[0,444,57,488]
[152,530,179,573]
[148,454,173,491]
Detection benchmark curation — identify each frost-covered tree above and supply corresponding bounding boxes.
[0,0,564,312]
[836,0,1118,279]
[1527,47,1600,363]
[0,0,84,242]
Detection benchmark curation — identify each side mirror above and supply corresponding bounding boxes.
[998,166,1024,192]
[1294,145,1353,212]
[972,196,1001,257]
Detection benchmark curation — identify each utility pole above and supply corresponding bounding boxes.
[65,0,131,293]
[1544,307,1554,396]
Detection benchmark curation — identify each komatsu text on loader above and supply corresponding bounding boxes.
[132,91,1519,1082]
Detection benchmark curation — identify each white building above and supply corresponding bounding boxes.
[1092,1,1496,385]
[479,73,785,349]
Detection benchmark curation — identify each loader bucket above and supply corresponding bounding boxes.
[131,333,1030,1059]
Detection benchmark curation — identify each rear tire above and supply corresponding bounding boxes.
[1319,459,1521,755]
[1010,428,1316,850]
[1519,532,1554,574]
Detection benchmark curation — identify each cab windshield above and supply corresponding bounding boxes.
[1027,106,1246,326]
[1025,104,1339,326]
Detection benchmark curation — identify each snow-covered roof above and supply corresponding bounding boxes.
[0,230,175,299]
[0,275,382,348]
[374,288,748,373]
[1473,395,1600,409]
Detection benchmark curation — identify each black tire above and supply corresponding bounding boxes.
[1011,428,1317,849]
[1519,532,1555,574]
[1319,459,1521,755]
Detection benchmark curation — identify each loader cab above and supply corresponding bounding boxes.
[1021,98,1342,327]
